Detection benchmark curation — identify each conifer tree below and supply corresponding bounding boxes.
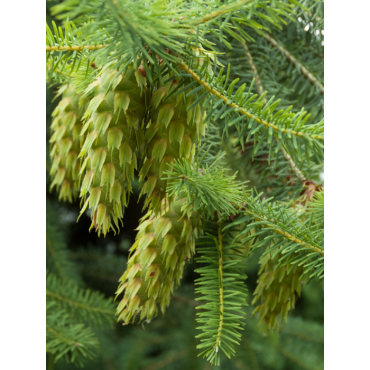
[46,0,324,368]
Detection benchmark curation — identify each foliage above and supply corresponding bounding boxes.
[195,221,248,365]
[46,0,324,368]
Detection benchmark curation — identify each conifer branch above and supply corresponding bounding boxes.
[46,326,83,349]
[47,63,71,78]
[262,32,324,95]
[46,302,99,366]
[46,45,106,52]
[195,223,248,365]
[240,39,307,183]
[46,203,82,283]
[164,157,245,219]
[192,0,252,25]
[279,147,307,183]
[179,63,324,142]
[243,207,323,256]
[46,289,114,316]
[230,193,324,279]
[241,39,265,99]
[46,234,67,279]
[46,273,115,326]
[277,345,317,370]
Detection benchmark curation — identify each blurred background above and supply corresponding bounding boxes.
[46,1,324,369]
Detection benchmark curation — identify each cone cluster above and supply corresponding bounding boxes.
[50,85,87,202]
[115,198,199,324]
[79,67,148,236]
[49,62,206,324]
[252,252,304,331]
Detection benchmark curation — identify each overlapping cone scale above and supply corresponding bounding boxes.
[139,76,206,212]
[50,84,87,202]
[252,252,304,332]
[79,66,149,236]
[116,198,200,324]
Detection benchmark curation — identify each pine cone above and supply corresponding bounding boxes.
[79,67,149,236]
[116,198,200,324]
[139,76,206,212]
[252,252,304,332]
[50,85,87,202]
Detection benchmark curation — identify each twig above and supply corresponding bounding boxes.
[262,32,324,95]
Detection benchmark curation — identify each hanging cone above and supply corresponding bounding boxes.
[50,84,87,202]
[252,252,305,332]
[79,66,149,236]
[139,75,206,213]
[115,198,200,324]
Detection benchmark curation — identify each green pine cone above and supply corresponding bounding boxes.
[79,67,149,236]
[115,198,200,324]
[139,76,206,212]
[50,84,87,202]
[252,252,304,332]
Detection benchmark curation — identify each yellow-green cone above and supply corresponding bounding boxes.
[50,84,86,202]
[115,198,200,324]
[139,76,206,212]
[252,252,304,331]
[79,67,149,236]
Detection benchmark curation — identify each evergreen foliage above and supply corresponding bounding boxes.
[46,0,324,368]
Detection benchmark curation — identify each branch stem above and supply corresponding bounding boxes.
[46,45,106,52]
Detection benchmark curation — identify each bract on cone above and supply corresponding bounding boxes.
[79,66,149,236]
[50,84,87,202]
[116,198,200,324]
[252,252,305,332]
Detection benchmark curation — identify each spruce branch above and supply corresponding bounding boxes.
[46,273,115,326]
[240,39,265,99]
[191,0,253,25]
[195,222,248,365]
[228,193,324,278]
[179,62,324,142]
[163,156,246,219]
[240,39,307,183]
[46,202,82,284]
[46,45,106,52]
[46,302,99,366]
[262,32,324,95]
[47,63,71,77]
[243,207,323,256]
